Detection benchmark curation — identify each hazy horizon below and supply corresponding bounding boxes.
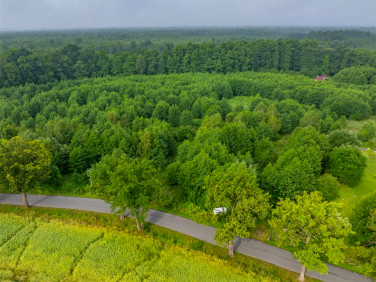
[1,0,375,31]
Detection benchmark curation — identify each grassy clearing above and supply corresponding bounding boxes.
[336,150,376,217]
[345,117,376,134]
[0,206,317,282]
[228,96,256,111]
[332,117,376,216]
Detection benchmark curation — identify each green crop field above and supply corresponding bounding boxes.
[0,214,270,282]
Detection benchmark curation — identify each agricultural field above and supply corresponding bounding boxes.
[0,213,270,282]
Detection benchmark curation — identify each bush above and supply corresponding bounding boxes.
[357,122,376,142]
[328,130,361,148]
[329,145,367,187]
[315,173,340,201]
[350,193,376,244]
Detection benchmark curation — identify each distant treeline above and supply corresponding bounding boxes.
[1,28,375,52]
[1,38,376,88]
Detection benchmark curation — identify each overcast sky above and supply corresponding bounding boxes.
[0,0,375,31]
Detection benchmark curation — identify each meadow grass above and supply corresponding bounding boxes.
[336,150,376,217]
[345,117,376,134]
[228,95,256,111]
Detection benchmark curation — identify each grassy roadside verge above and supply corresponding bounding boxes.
[0,205,317,282]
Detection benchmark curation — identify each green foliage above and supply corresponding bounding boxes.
[179,151,219,206]
[355,246,376,279]
[315,173,340,201]
[351,209,376,278]
[299,111,321,130]
[259,163,279,202]
[205,162,270,256]
[0,63,375,243]
[284,127,329,160]
[329,145,367,187]
[261,126,329,200]
[275,153,318,199]
[322,91,372,120]
[270,192,352,275]
[368,209,376,245]
[180,110,195,126]
[350,193,376,244]
[253,137,276,172]
[168,104,181,126]
[2,34,376,89]
[152,100,170,121]
[334,66,376,85]
[357,122,376,142]
[328,130,361,148]
[91,153,160,230]
[137,121,174,167]
[219,123,255,155]
[0,136,51,195]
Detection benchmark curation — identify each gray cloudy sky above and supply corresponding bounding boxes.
[0,0,375,31]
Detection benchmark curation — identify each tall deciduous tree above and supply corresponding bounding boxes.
[269,192,352,281]
[91,152,159,231]
[0,136,51,207]
[205,162,270,257]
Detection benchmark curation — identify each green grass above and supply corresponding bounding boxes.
[334,117,376,217]
[0,205,317,282]
[345,117,376,134]
[228,96,256,111]
[336,151,376,217]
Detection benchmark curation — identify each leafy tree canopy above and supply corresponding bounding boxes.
[269,192,352,281]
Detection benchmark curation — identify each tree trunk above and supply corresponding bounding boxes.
[135,217,142,232]
[120,212,125,221]
[298,236,310,281]
[229,240,234,258]
[22,192,29,208]
[298,264,306,281]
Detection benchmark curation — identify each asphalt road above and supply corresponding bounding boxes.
[0,193,373,282]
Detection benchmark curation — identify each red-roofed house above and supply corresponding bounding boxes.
[315,75,327,81]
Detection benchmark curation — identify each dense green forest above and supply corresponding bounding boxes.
[1,28,376,280]
[1,71,375,192]
[1,29,376,88]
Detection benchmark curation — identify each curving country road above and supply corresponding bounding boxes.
[0,193,373,282]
